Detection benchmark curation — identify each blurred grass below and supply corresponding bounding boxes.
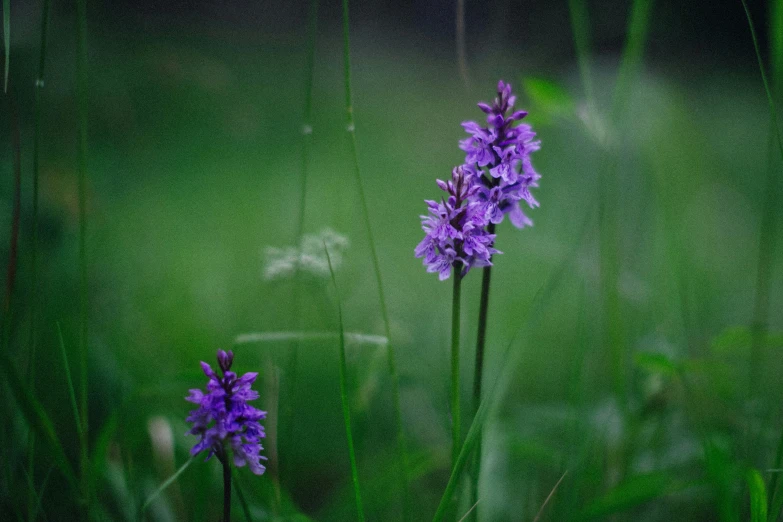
[0,2,781,520]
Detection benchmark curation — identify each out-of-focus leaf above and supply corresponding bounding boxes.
[0,352,78,490]
[635,352,678,376]
[711,326,783,356]
[712,326,753,356]
[522,77,575,124]
[745,468,767,522]
[579,472,685,519]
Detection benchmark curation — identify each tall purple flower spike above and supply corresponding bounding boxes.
[460,80,541,229]
[186,349,267,475]
[416,81,540,279]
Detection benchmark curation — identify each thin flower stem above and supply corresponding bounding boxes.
[469,221,494,522]
[222,454,232,522]
[75,0,90,515]
[341,0,410,517]
[451,266,462,469]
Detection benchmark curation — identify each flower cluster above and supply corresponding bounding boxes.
[459,80,541,229]
[415,166,499,280]
[186,350,267,475]
[415,81,540,279]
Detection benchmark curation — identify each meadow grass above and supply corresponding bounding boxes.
[0,1,782,521]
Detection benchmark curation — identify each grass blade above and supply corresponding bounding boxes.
[746,469,768,522]
[141,456,194,513]
[2,0,8,92]
[532,470,568,522]
[325,243,365,521]
[281,0,319,492]
[75,0,90,513]
[56,322,83,438]
[340,0,410,516]
[235,331,387,347]
[0,351,78,490]
[27,0,51,515]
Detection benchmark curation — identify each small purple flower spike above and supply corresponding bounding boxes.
[415,166,499,280]
[186,349,267,475]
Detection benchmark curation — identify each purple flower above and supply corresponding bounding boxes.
[460,80,540,229]
[415,80,540,278]
[186,349,267,475]
[415,166,498,280]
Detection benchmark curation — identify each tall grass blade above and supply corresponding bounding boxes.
[281,0,319,494]
[27,0,51,516]
[737,0,783,161]
[235,331,387,347]
[532,470,568,522]
[4,86,21,319]
[2,0,8,92]
[141,456,194,513]
[325,244,365,522]
[75,0,90,514]
[0,351,78,490]
[56,322,83,438]
[567,0,595,107]
[340,0,410,516]
[746,469,768,522]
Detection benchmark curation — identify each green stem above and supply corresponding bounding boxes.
[469,222,495,521]
[221,452,231,522]
[280,0,318,498]
[451,266,462,469]
[27,1,50,516]
[75,0,90,515]
[340,0,410,517]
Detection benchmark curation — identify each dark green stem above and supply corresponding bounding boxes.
[341,0,410,517]
[469,221,495,521]
[280,0,318,498]
[75,0,90,515]
[451,266,462,468]
[221,452,232,522]
[27,1,50,516]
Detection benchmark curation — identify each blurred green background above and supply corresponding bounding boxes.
[1,0,782,520]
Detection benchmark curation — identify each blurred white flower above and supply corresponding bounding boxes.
[263,228,349,281]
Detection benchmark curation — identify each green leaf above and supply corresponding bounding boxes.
[745,468,768,522]
[522,77,575,122]
[635,352,678,376]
